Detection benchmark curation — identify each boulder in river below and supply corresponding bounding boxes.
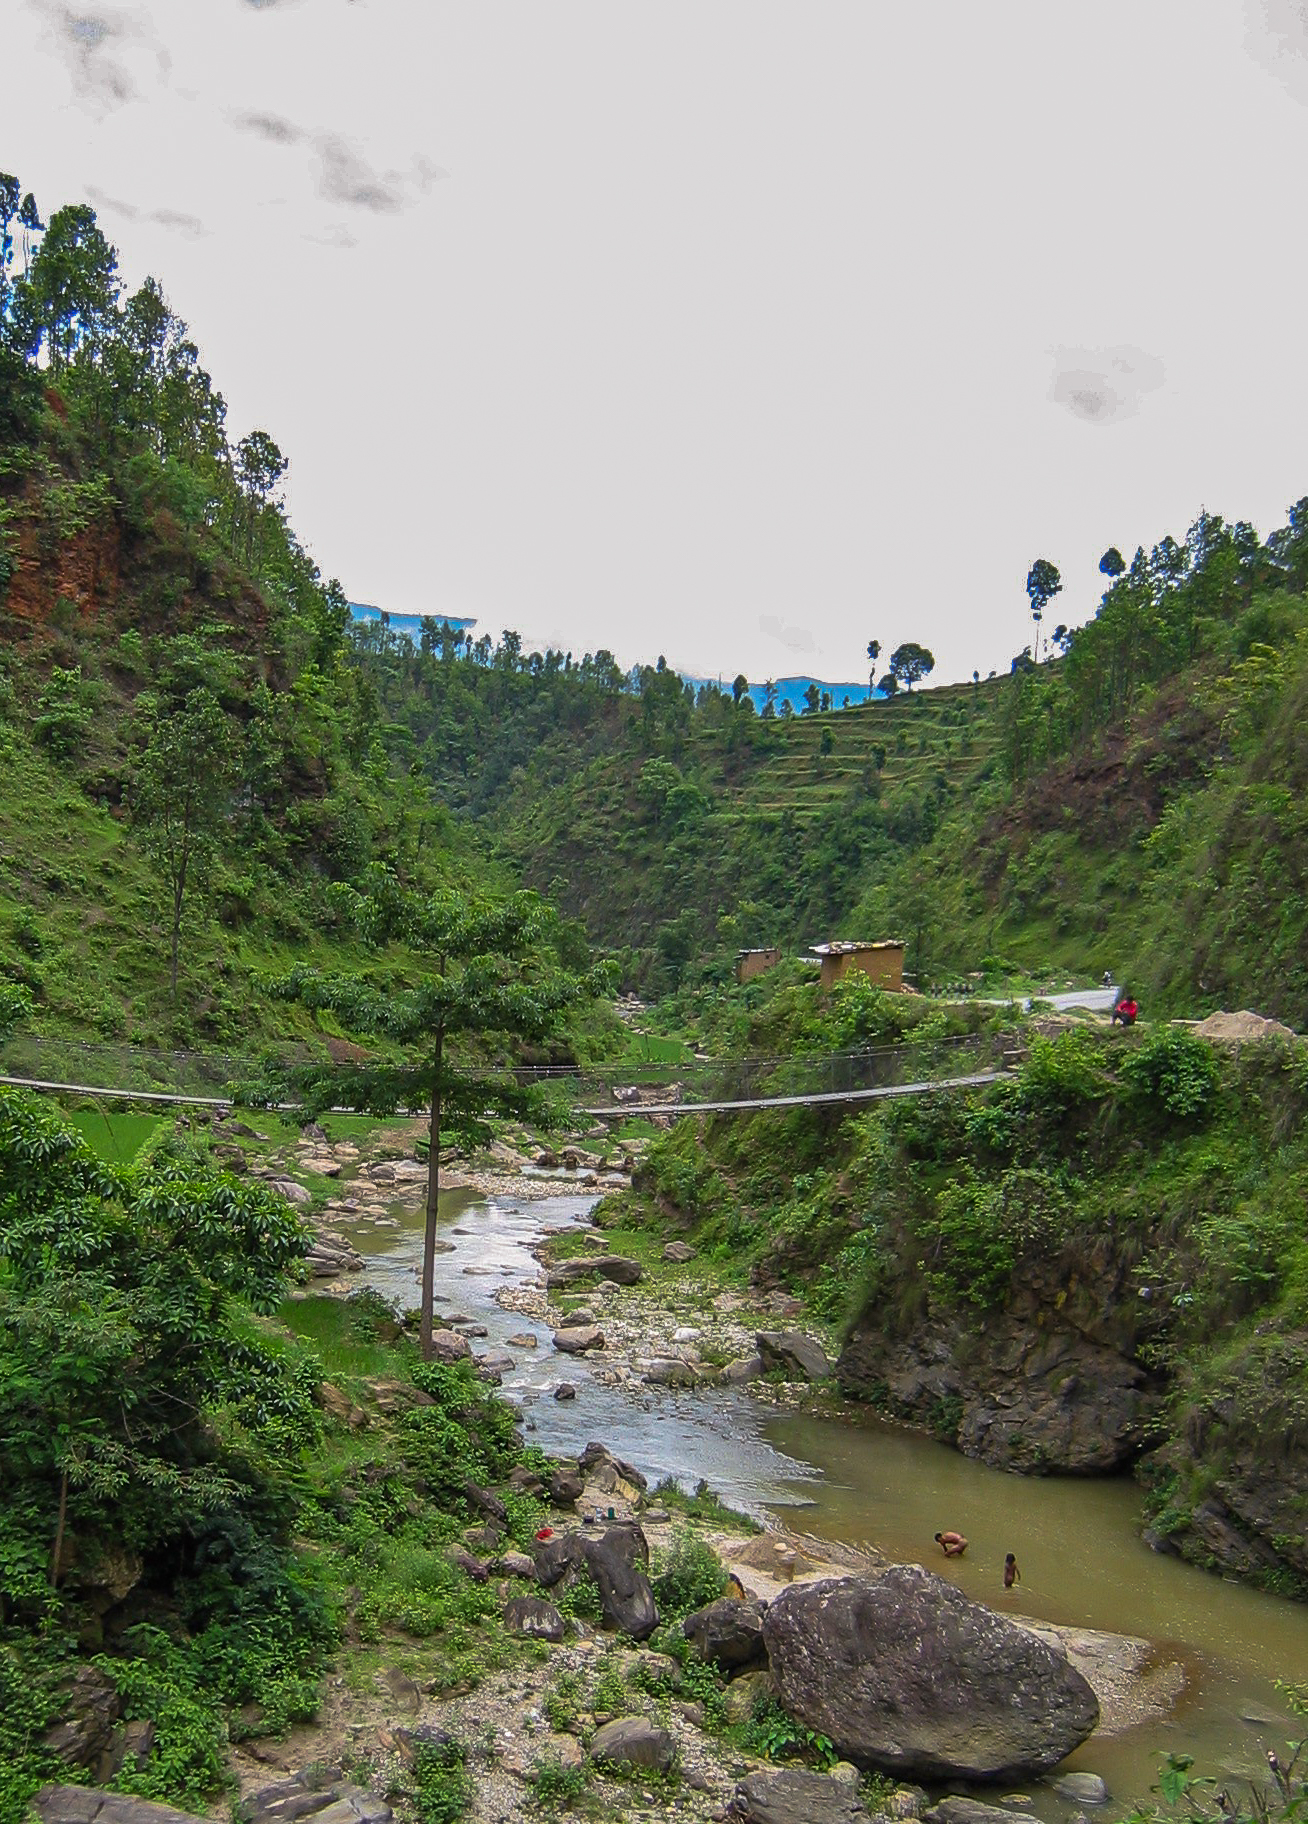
[757,1329,832,1382]
[762,1567,1099,1779]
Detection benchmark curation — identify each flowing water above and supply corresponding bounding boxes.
[341,1185,1308,1810]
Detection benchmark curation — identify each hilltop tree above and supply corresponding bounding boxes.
[1025,558,1062,661]
[803,683,820,714]
[234,429,288,565]
[132,689,236,995]
[267,872,610,1358]
[877,671,899,697]
[731,673,749,706]
[888,643,935,692]
[1099,547,1125,581]
[866,639,881,688]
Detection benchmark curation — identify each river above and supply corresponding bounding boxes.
[340,1182,1308,1810]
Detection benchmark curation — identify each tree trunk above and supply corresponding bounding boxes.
[420,1029,444,1360]
[50,1467,68,1586]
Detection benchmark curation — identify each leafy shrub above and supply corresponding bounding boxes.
[412,1735,474,1824]
[1121,1030,1221,1118]
[532,1754,589,1808]
[650,1529,727,1622]
[1014,1030,1109,1115]
[925,1165,1073,1307]
[736,1693,836,1769]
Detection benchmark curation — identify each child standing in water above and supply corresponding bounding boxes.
[1004,1553,1021,1589]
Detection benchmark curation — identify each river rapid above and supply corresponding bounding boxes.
[341,1181,1308,1811]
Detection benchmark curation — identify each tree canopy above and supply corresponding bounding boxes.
[265,869,612,1354]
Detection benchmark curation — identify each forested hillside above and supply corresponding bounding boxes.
[0,175,563,1053]
[348,503,1308,1024]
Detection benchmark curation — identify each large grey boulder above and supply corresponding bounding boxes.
[757,1330,832,1382]
[590,1716,676,1772]
[684,1597,769,1671]
[762,1568,1099,1779]
[596,1255,643,1285]
[728,1767,871,1824]
[577,1440,647,1490]
[40,1666,122,1777]
[504,1595,566,1641]
[34,1792,206,1824]
[582,1523,659,1640]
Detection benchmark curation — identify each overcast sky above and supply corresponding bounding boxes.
[10,1,1308,685]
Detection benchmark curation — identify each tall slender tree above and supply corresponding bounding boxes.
[267,872,611,1358]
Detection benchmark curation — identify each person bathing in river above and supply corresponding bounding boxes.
[934,1530,968,1557]
[1004,1552,1020,1589]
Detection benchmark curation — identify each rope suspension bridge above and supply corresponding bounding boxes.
[0,1032,1020,1118]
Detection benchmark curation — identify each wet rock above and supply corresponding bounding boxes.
[1053,1774,1109,1805]
[763,1567,1099,1779]
[553,1325,605,1354]
[507,1332,538,1348]
[728,1767,871,1823]
[684,1597,769,1671]
[504,1595,566,1641]
[555,1383,578,1400]
[589,1716,676,1773]
[757,1329,832,1382]
[643,1357,699,1388]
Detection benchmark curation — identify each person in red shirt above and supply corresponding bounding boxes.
[1110,993,1138,1027]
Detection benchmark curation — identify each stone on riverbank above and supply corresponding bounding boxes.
[924,1801,1024,1824]
[762,1567,1099,1779]
[683,1597,769,1671]
[757,1329,832,1382]
[728,1767,872,1824]
[590,1716,676,1773]
[553,1325,605,1353]
[503,1595,565,1641]
[427,1327,472,1363]
[596,1254,643,1285]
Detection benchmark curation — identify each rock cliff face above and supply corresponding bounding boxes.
[836,1233,1160,1475]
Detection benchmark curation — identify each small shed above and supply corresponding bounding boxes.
[736,947,783,985]
[811,939,905,993]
